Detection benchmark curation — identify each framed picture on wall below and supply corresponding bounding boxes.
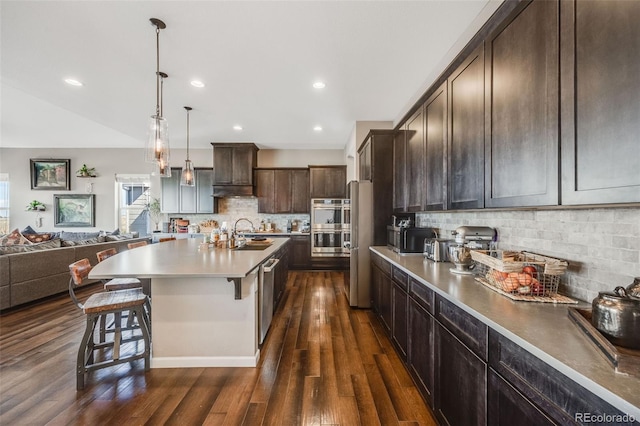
[30,159,71,190]
[54,194,95,227]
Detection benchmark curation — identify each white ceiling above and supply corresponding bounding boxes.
[1,0,496,151]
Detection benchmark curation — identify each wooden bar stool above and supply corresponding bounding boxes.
[127,240,148,250]
[158,237,176,242]
[96,248,142,291]
[68,259,151,391]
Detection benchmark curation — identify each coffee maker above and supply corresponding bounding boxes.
[448,226,496,274]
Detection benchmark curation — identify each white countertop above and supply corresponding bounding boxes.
[370,246,640,419]
[89,238,289,280]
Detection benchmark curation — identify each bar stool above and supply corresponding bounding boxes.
[159,237,176,242]
[127,240,148,250]
[68,259,151,391]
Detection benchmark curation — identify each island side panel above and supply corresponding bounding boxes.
[150,271,259,368]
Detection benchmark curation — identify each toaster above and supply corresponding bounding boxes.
[424,238,452,262]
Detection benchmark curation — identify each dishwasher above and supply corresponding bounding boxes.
[259,257,279,344]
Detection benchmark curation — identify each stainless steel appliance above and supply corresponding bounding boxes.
[448,226,496,274]
[424,238,452,262]
[311,198,349,257]
[387,225,436,254]
[347,181,373,307]
[259,257,279,344]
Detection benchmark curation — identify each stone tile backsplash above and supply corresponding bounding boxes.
[168,197,309,233]
[416,207,640,302]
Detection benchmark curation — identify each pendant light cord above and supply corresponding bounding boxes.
[186,109,190,161]
[155,26,160,117]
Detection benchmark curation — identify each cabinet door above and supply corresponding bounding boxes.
[448,45,485,210]
[393,130,407,212]
[195,169,214,213]
[434,322,487,426]
[290,235,311,269]
[309,166,347,198]
[391,282,408,360]
[424,83,447,211]
[488,369,554,426]
[274,170,292,213]
[232,146,256,185]
[406,107,425,212]
[371,263,380,314]
[180,174,197,214]
[359,140,372,181]
[560,0,640,204]
[255,169,275,213]
[408,298,434,407]
[379,268,392,334]
[485,0,559,208]
[160,168,180,213]
[213,146,233,184]
[291,169,310,213]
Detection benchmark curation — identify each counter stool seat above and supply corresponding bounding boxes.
[96,248,143,291]
[69,259,151,391]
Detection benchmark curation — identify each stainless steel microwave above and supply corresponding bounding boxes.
[387,226,436,254]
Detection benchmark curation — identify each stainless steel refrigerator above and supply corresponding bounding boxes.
[347,180,373,308]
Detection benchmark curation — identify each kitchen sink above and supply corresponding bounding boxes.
[233,244,271,251]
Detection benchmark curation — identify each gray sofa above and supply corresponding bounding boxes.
[0,236,150,310]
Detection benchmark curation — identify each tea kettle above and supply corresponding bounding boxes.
[591,280,640,349]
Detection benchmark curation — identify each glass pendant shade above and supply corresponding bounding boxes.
[180,160,195,186]
[146,115,169,163]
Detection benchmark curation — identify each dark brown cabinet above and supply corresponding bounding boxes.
[309,166,347,198]
[485,0,559,208]
[371,254,392,333]
[255,168,310,214]
[560,0,640,205]
[212,143,258,196]
[393,130,407,212]
[273,242,290,310]
[358,140,372,181]
[358,130,394,245]
[289,235,311,270]
[391,267,409,360]
[424,83,447,211]
[408,293,434,407]
[448,45,485,210]
[406,108,425,212]
[434,322,487,426]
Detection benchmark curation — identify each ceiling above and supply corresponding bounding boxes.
[1,0,495,151]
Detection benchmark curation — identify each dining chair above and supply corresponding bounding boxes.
[68,258,150,391]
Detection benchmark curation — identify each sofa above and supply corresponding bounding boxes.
[0,230,150,310]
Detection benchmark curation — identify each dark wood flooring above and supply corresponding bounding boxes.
[0,271,436,425]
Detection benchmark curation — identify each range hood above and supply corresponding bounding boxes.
[211,142,258,197]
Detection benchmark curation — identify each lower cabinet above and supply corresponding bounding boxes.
[434,321,487,426]
[391,281,408,360]
[408,297,434,407]
[273,242,290,310]
[379,268,392,333]
[488,369,554,426]
[289,235,310,270]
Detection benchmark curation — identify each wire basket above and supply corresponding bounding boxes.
[470,250,568,297]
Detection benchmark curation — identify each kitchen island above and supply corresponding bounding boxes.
[89,238,289,368]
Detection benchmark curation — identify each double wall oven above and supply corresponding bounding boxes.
[311,198,350,257]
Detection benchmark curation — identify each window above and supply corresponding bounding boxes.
[0,174,9,234]
[115,174,151,236]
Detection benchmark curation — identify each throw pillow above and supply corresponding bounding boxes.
[23,233,53,243]
[60,231,101,241]
[61,237,100,247]
[21,225,37,235]
[105,235,128,241]
[0,238,61,255]
[0,228,32,246]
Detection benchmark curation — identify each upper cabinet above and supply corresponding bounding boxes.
[448,44,485,210]
[255,168,310,214]
[359,139,372,181]
[560,0,640,205]
[161,168,215,214]
[309,166,347,199]
[485,0,559,208]
[406,108,426,212]
[393,130,407,212]
[424,83,448,211]
[211,143,258,197]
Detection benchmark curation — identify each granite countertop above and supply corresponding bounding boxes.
[370,246,640,419]
[89,238,289,280]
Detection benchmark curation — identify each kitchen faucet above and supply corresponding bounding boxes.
[233,218,255,234]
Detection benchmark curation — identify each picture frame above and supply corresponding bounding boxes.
[30,159,71,190]
[54,194,95,227]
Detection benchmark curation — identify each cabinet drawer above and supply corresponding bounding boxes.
[371,252,391,276]
[436,295,487,360]
[488,329,628,424]
[409,277,434,315]
[392,266,408,291]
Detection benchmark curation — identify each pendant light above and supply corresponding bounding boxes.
[146,18,171,178]
[180,106,195,186]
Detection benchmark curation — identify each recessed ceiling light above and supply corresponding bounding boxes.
[313,126,323,132]
[233,125,243,131]
[313,81,326,89]
[64,78,83,87]
[190,80,205,88]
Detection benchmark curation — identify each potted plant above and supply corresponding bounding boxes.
[26,200,46,211]
[147,197,163,232]
[76,164,96,177]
